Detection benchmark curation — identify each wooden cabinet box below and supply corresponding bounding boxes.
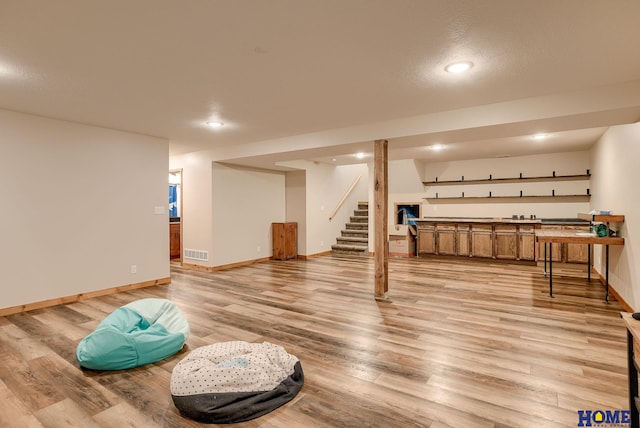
[457,224,471,256]
[272,222,297,260]
[417,224,436,255]
[170,223,181,259]
[494,224,518,260]
[435,224,456,255]
[471,224,493,258]
[518,225,536,261]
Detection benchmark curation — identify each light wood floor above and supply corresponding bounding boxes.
[0,256,629,427]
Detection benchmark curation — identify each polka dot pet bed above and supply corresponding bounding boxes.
[171,341,304,423]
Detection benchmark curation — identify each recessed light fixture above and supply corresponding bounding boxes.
[445,61,473,74]
[355,152,365,159]
[532,133,548,140]
[331,158,337,162]
[430,144,446,151]
[206,121,224,128]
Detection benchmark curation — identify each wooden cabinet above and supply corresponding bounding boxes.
[471,224,493,258]
[565,225,591,263]
[537,224,590,263]
[494,225,518,260]
[518,225,536,261]
[272,222,297,260]
[457,224,470,256]
[170,223,181,259]
[538,225,563,262]
[417,224,436,255]
[435,224,456,255]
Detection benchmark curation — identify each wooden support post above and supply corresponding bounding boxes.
[374,139,389,299]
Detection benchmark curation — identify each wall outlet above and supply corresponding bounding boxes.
[320,240,324,247]
[257,245,261,252]
[130,265,137,274]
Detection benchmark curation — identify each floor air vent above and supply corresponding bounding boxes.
[184,249,209,261]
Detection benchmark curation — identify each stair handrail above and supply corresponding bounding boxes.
[329,175,361,221]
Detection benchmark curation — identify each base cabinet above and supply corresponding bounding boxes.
[272,222,297,260]
[457,225,470,256]
[518,226,536,261]
[471,224,494,258]
[436,225,457,255]
[170,223,181,259]
[494,225,518,260]
[537,225,591,263]
[418,225,436,254]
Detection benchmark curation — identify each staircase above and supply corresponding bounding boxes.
[331,201,369,256]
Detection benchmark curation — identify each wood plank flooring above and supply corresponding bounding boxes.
[0,256,629,427]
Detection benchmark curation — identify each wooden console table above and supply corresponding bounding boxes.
[621,312,640,428]
[536,229,624,302]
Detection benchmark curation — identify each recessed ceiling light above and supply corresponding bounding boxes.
[206,121,224,128]
[331,158,337,162]
[355,152,365,159]
[532,133,548,140]
[445,61,473,74]
[429,144,446,151]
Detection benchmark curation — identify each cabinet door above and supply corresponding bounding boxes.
[518,230,536,261]
[417,225,435,254]
[436,225,456,255]
[565,225,590,264]
[457,225,470,256]
[494,225,518,260]
[471,224,493,258]
[538,226,562,262]
[284,222,297,259]
[170,223,181,259]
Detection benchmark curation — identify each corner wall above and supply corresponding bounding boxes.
[0,109,170,310]
[590,123,640,309]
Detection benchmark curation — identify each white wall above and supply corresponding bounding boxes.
[286,170,307,255]
[590,123,640,309]
[304,163,369,255]
[0,109,169,310]
[170,152,214,265]
[211,163,286,266]
[420,151,591,219]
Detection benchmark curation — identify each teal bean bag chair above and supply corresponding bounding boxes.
[76,298,190,370]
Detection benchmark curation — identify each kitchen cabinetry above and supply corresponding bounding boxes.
[435,224,457,255]
[170,223,181,259]
[471,224,494,258]
[537,224,590,263]
[518,225,536,261]
[272,222,297,260]
[457,224,470,256]
[494,224,518,260]
[417,224,435,254]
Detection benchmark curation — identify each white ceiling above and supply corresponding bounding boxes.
[1,0,640,169]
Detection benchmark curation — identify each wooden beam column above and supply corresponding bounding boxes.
[374,139,389,299]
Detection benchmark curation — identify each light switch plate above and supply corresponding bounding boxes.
[154,206,165,215]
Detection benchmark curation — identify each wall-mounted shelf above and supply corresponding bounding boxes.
[424,194,590,202]
[577,213,624,223]
[423,173,590,186]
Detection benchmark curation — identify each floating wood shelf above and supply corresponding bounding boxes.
[424,195,591,202]
[577,213,625,223]
[423,173,591,186]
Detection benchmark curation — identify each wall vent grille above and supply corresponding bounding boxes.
[184,249,209,261]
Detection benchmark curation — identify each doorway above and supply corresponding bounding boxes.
[169,169,182,261]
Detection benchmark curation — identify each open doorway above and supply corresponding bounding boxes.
[169,169,182,261]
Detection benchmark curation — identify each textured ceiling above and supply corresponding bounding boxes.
[1,0,640,168]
